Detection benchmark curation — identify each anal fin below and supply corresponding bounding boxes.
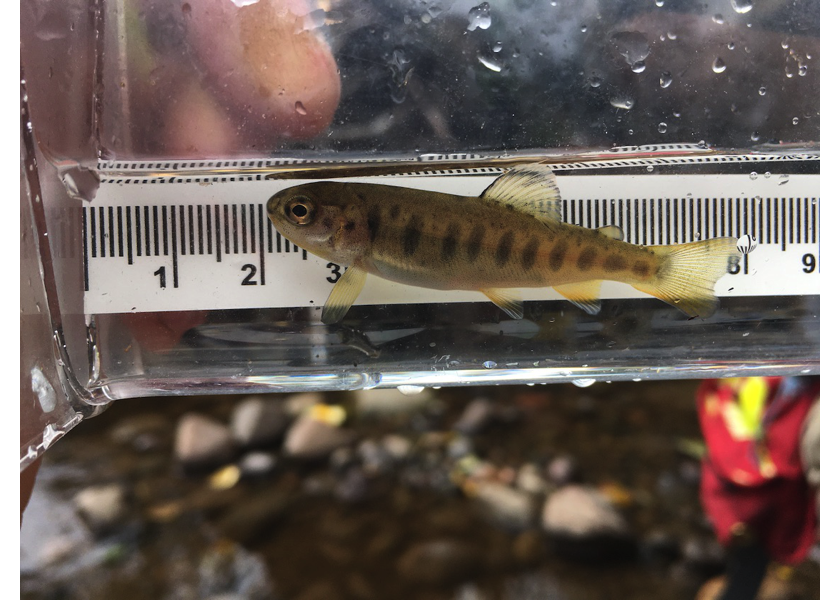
[481,288,524,319]
[322,266,367,324]
[553,281,603,315]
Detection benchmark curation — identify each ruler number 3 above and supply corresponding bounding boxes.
[326,263,347,283]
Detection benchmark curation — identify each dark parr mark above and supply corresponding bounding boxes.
[402,215,422,256]
[576,247,598,271]
[548,240,568,271]
[466,225,485,261]
[632,261,651,277]
[322,217,334,229]
[603,253,628,273]
[521,237,540,271]
[344,221,356,232]
[495,231,514,267]
[367,207,381,243]
[390,205,401,219]
[441,223,460,261]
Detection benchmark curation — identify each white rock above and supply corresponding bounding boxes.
[474,481,535,530]
[175,413,235,467]
[284,416,354,459]
[541,485,628,537]
[352,388,432,418]
[230,396,290,447]
[73,484,127,531]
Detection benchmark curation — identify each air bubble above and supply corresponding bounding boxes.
[792,117,799,125]
[749,172,758,180]
[588,74,603,88]
[658,122,667,133]
[659,71,672,88]
[572,379,596,388]
[758,86,766,96]
[713,14,725,24]
[712,57,726,73]
[295,101,307,115]
[631,61,646,73]
[483,360,497,369]
[646,165,654,172]
[750,131,760,142]
[493,41,503,52]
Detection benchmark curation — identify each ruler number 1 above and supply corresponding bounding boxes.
[153,266,166,288]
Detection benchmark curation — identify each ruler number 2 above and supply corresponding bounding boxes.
[241,264,258,286]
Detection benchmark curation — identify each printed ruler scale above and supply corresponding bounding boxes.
[83,171,819,315]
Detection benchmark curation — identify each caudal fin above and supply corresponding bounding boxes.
[632,238,739,318]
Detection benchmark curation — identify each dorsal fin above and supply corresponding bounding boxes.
[480,164,562,228]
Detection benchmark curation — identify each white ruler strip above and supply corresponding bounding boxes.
[83,173,819,315]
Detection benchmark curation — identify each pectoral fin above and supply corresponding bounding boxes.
[481,288,524,319]
[553,281,603,315]
[322,266,367,324]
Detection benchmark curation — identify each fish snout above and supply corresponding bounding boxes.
[266,192,284,217]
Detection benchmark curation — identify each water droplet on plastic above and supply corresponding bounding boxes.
[750,131,760,141]
[758,86,767,96]
[609,95,635,110]
[478,54,502,72]
[483,360,497,369]
[572,378,596,388]
[792,117,799,125]
[421,13,431,24]
[779,174,790,185]
[612,31,651,68]
[731,0,753,14]
[580,24,588,33]
[427,4,443,18]
[60,167,101,202]
[713,14,725,24]
[727,41,736,50]
[646,165,654,172]
[467,3,492,32]
[781,40,790,50]
[655,0,664,6]
[712,57,726,73]
[658,122,667,133]
[799,65,807,77]
[749,172,758,180]
[31,367,57,413]
[588,74,603,88]
[632,378,642,382]
[667,31,677,40]
[387,48,413,104]
[397,385,426,396]
[35,7,70,41]
[295,101,307,115]
[493,41,503,53]
[659,71,672,88]
[631,60,646,73]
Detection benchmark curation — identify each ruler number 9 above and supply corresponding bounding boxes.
[802,253,817,274]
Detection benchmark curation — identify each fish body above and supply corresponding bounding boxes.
[267,165,738,323]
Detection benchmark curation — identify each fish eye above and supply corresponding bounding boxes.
[285,196,315,225]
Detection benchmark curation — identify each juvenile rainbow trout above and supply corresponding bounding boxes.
[267,164,738,323]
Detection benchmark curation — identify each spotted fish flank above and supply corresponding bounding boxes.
[267,164,739,323]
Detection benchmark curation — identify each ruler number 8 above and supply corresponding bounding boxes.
[802,253,817,274]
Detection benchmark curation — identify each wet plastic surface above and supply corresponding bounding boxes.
[20,0,819,465]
